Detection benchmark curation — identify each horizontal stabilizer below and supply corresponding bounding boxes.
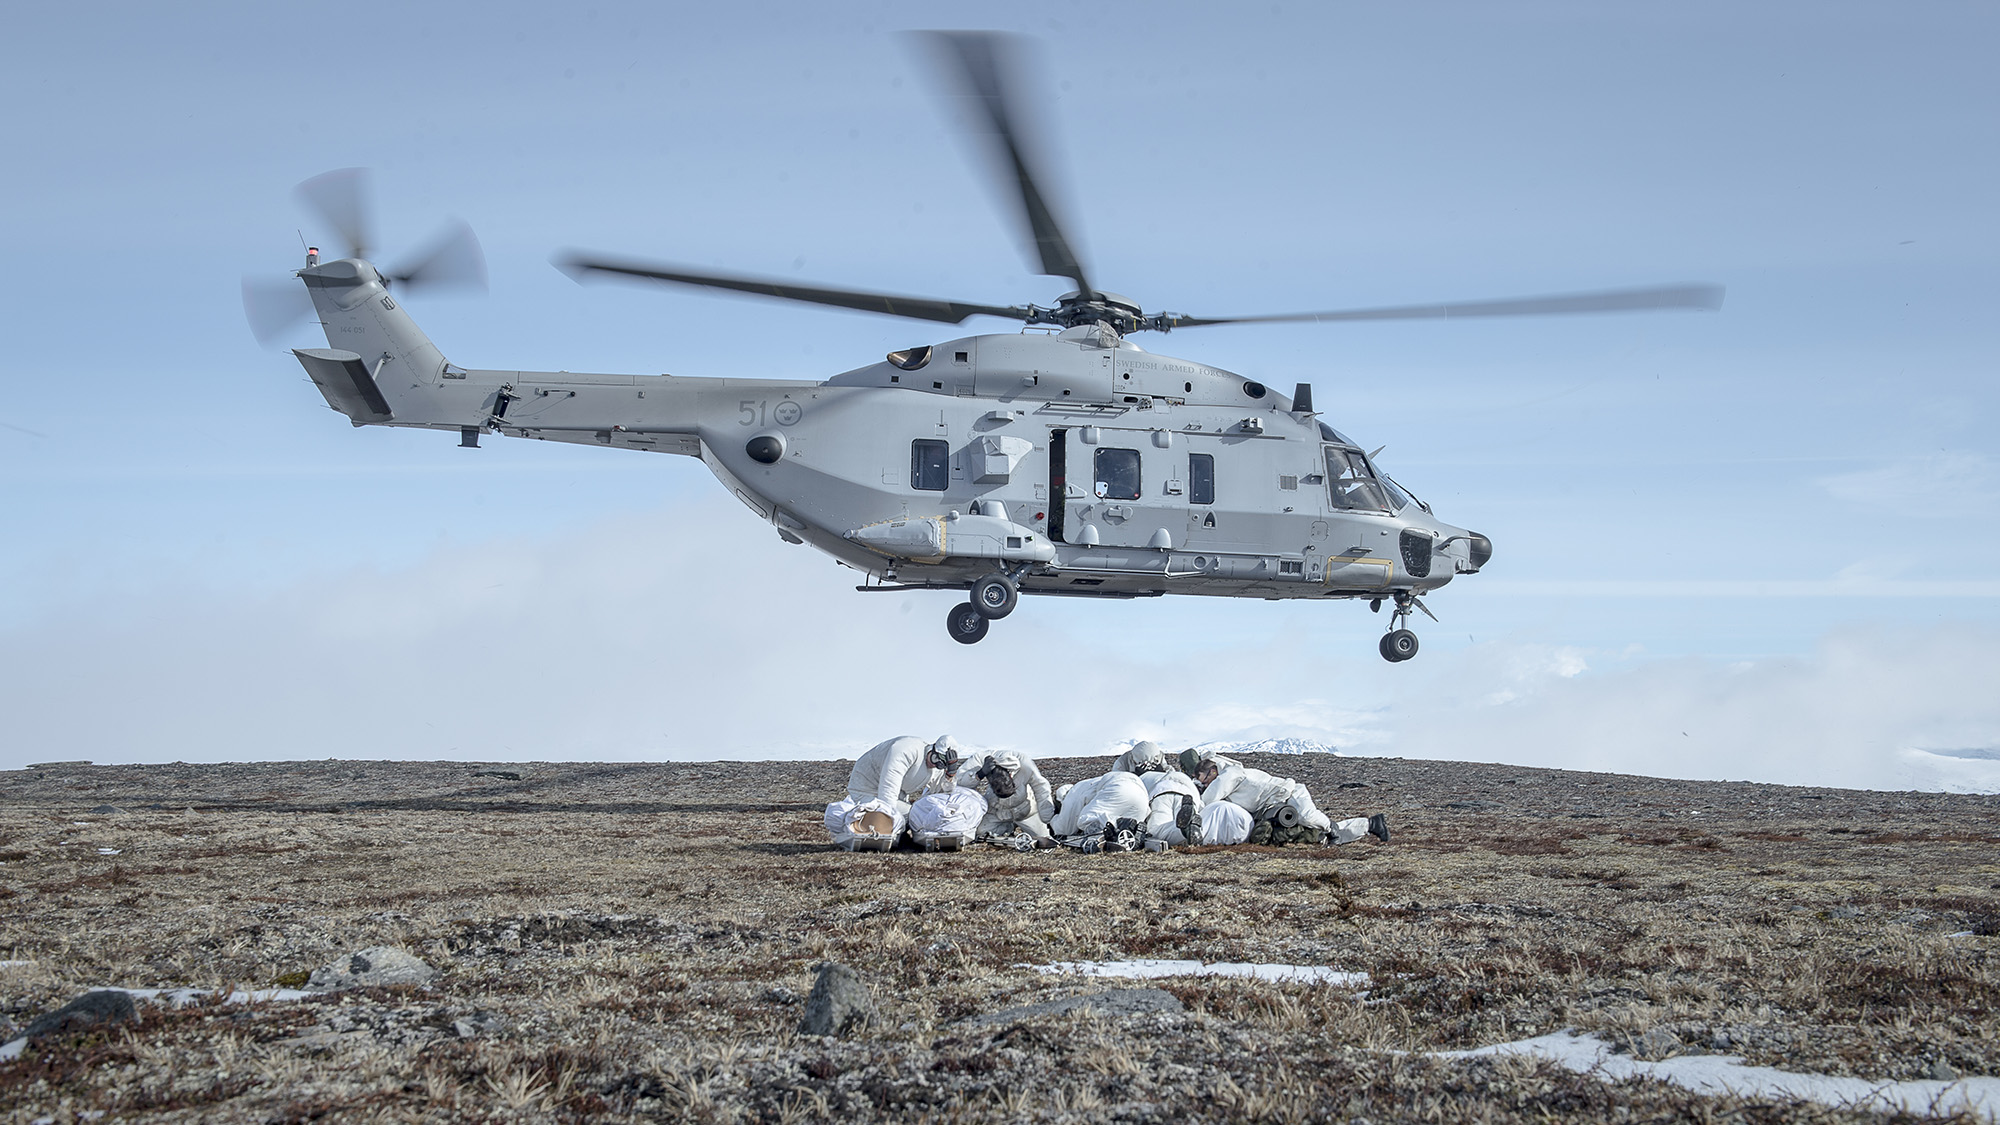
[294,348,393,424]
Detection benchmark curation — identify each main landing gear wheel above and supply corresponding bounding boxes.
[947,602,990,644]
[1379,628,1419,662]
[970,573,1019,619]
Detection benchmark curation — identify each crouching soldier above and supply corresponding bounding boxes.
[1110,740,1171,776]
[830,734,969,849]
[1195,759,1389,846]
[847,734,966,815]
[1049,772,1153,853]
[1136,768,1249,846]
[962,750,1057,849]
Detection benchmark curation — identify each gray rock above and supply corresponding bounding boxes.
[1928,1057,1960,1082]
[962,988,1185,1029]
[306,946,439,991]
[17,990,136,1043]
[798,962,873,1037]
[451,1011,504,1039]
[1630,1027,1684,1060]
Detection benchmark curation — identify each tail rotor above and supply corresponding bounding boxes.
[240,168,486,347]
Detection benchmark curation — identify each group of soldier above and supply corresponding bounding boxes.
[825,735,1390,854]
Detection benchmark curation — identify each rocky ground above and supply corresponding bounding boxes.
[1,754,1996,1123]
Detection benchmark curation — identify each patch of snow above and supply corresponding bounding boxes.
[1033,959,1370,986]
[1922,747,2000,761]
[1191,737,1342,757]
[0,960,35,969]
[1900,748,2000,795]
[100,986,315,1007]
[0,987,329,1060]
[96,848,120,856]
[1433,1030,2000,1122]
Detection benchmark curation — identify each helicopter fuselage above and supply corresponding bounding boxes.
[293,257,1488,646]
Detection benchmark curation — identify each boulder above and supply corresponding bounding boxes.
[306,946,439,991]
[798,963,872,1038]
[17,990,137,1042]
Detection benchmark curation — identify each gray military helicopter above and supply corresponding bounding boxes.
[245,32,1720,660]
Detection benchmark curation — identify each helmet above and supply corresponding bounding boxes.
[989,751,1022,773]
[1177,747,1202,775]
[1128,741,1166,774]
[927,735,966,771]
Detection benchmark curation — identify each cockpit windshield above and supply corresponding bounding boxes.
[1381,474,1429,514]
[1324,447,1391,512]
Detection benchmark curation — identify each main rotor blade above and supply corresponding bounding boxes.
[295,168,373,261]
[241,276,316,347]
[389,220,487,292]
[915,31,1094,297]
[556,253,1029,326]
[1162,284,1726,329]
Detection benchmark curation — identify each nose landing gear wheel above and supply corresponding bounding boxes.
[947,602,990,644]
[1380,628,1419,662]
[970,573,1019,619]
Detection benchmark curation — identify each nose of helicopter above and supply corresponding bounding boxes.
[1467,532,1492,571]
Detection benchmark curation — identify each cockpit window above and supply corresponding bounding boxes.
[1382,474,1430,514]
[1324,446,1390,512]
[1379,474,1411,512]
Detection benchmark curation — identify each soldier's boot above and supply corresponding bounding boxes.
[1368,813,1391,843]
[1176,795,1203,846]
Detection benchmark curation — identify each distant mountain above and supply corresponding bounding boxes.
[1190,737,1341,757]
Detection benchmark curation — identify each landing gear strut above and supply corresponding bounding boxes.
[1379,591,1430,663]
[947,569,1024,644]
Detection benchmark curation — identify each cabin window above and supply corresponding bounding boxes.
[1094,448,1141,500]
[911,439,949,491]
[1189,453,1215,505]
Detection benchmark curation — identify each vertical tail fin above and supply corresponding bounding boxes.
[293,258,448,424]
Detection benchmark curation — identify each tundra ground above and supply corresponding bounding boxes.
[2,755,1996,1123]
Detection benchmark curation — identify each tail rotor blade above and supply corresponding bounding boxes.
[241,276,316,346]
[295,167,373,261]
[389,220,487,293]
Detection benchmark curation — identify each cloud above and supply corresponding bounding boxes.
[0,497,1381,769]
[3,499,1995,795]
[1392,624,2000,792]
[1816,451,1997,513]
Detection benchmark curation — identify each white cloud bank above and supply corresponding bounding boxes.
[3,499,1996,793]
[1392,627,2000,793]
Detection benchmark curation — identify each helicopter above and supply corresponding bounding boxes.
[244,32,1720,661]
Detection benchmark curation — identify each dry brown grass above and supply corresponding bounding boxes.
[1,755,1996,1122]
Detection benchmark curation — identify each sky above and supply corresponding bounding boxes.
[2,2,1996,791]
